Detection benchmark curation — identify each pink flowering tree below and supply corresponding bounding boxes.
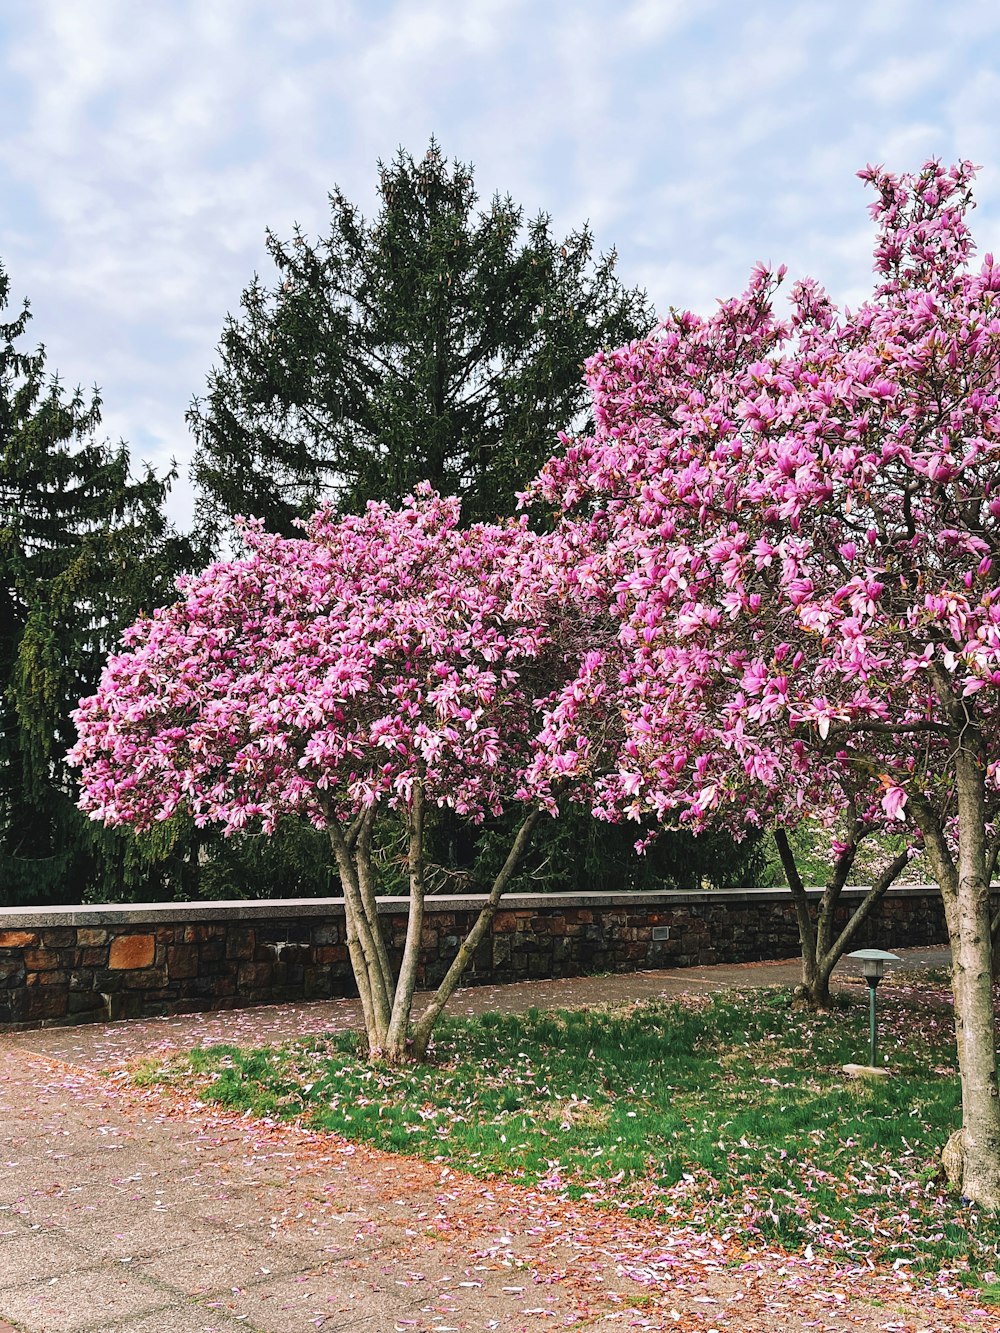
[70,488,584,1063]
[530,160,1000,1207]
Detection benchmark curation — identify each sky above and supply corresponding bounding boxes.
[2,0,999,532]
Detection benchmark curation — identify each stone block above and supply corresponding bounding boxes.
[315,945,348,964]
[77,928,109,947]
[167,945,200,979]
[103,992,142,1020]
[184,924,224,943]
[24,948,62,970]
[225,927,255,960]
[200,937,225,963]
[109,934,156,969]
[237,961,274,991]
[34,970,69,986]
[81,947,109,967]
[40,928,76,948]
[25,988,67,1020]
[0,930,38,948]
[124,967,166,988]
[472,941,491,974]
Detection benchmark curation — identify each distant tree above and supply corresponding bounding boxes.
[188,140,653,542]
[0,262,190,904]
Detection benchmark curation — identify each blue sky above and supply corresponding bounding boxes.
[2,0,999,529]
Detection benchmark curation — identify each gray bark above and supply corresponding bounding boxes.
[775,825,909,1008]
[410,808,541,1059]
[385,778,426,1061]
[906,683,1000,1208]
[327,820,392,1048]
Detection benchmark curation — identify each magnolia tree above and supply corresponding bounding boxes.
[528,160,1000,1207]
[70,488,586,1063]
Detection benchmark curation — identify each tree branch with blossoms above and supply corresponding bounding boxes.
[71,488,591,1063]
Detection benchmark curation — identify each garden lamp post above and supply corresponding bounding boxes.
[846,948,900,1068]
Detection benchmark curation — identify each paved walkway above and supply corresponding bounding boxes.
[0,947,980,1333]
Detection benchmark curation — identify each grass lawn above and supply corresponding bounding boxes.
[134,982,1000,1284]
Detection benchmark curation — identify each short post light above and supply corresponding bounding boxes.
[847,948,900,1069]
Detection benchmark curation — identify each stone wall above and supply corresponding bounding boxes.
[0,885,952,1030]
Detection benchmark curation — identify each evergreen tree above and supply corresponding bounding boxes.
[0,262,190,904]
[187,143,764,896]
[189,140,653,540]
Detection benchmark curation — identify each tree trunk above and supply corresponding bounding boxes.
[384,778,426,1063]
[812,847,911,1008]
[985,833,1000,980]
[806,836,857,1010]
[327,802,543,1065]
[949,751,1000,1207]
[774,827,820,1000]
[910,737,1000,1209]
[327,819,392,1052]
[776,824,909,1010]
[355,815,395,1007]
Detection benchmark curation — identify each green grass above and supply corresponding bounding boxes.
[134,985,1000,1278]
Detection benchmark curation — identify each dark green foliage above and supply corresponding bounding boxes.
[189,139,653,541]
[425,804,769,894]
[78,817,336,905]
[0,262,192,905]
[759,820,919,889]
[194,819,335,900]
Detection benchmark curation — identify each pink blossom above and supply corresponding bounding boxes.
[70,489,589,838]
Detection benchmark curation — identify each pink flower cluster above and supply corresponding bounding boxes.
[527,160,1000,844]
[70,487,577,836]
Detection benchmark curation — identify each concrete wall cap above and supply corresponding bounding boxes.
[0,882,962,929]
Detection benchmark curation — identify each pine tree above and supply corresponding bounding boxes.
[187,144,764,897]
[0,262,190,904]
[189,140,653,540]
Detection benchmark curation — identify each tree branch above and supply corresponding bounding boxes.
[411,807,542,1057]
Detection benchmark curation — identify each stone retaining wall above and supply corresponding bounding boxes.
[0,885,954,1031]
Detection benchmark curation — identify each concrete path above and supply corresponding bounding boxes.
[0,947,979,1333]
